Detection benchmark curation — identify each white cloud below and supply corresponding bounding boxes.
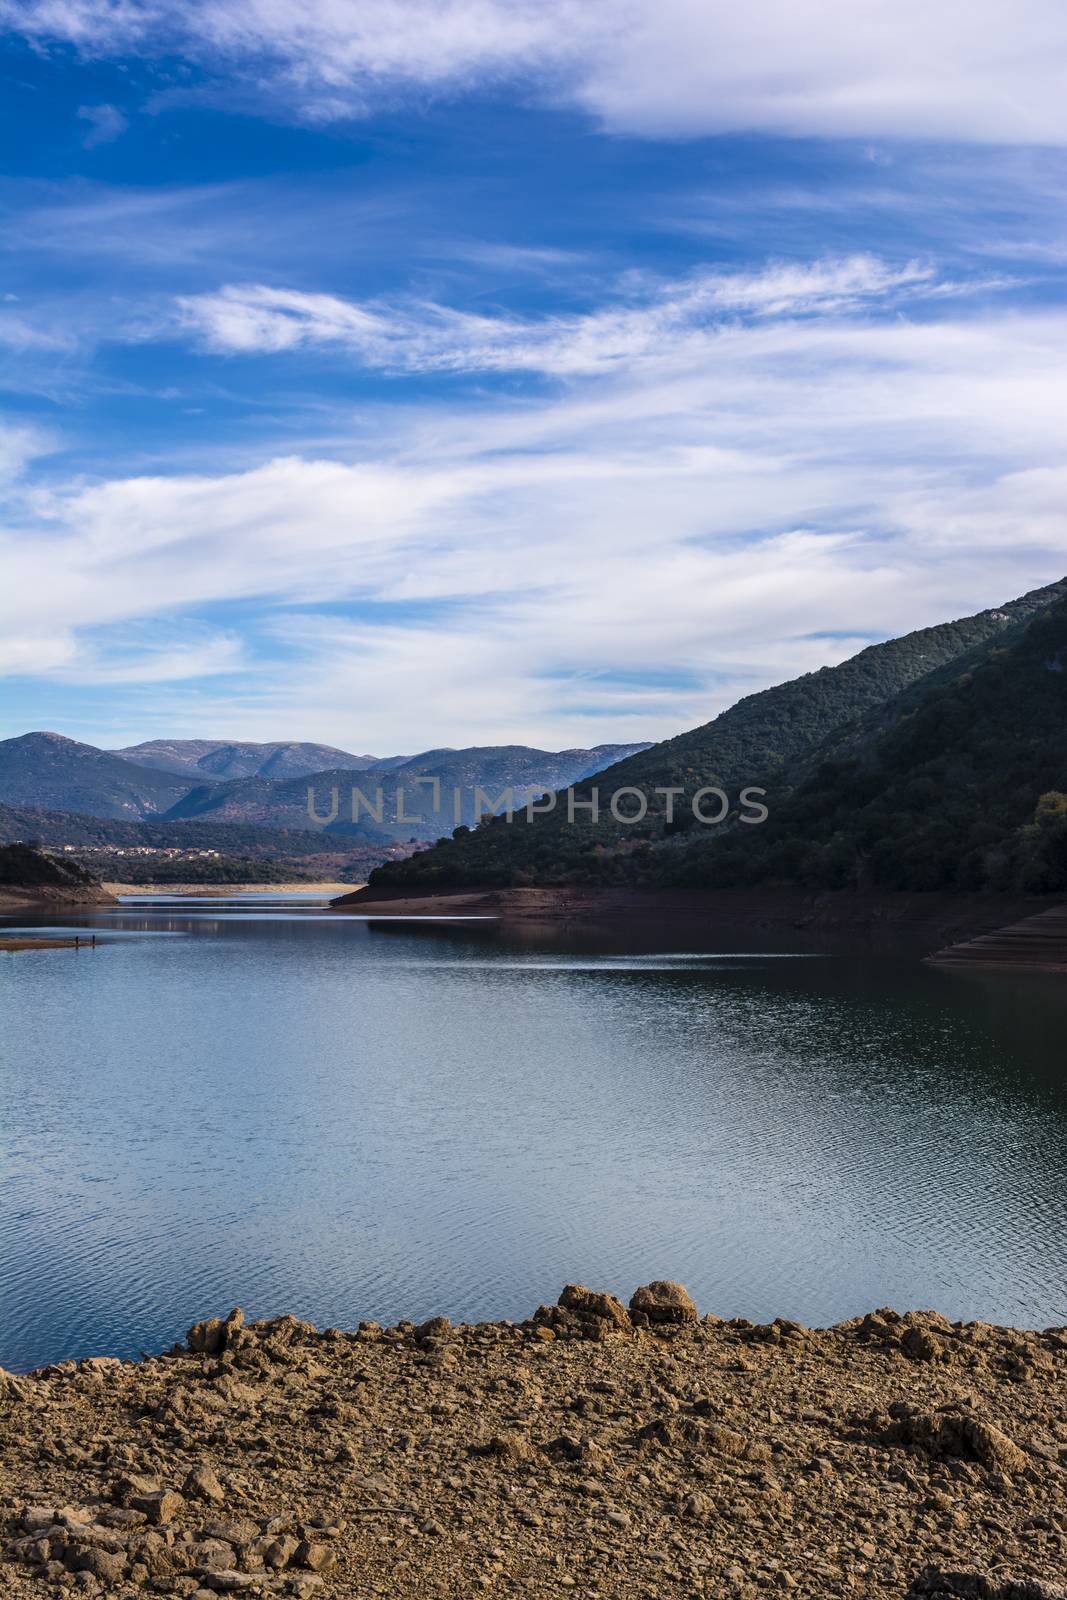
[177,256,992,376]
[2,284,1066,746]
[76,102,128,146]
[0,421,54,486]
[6,0,1067,144]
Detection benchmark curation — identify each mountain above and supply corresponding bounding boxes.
[111,739,381,781]
[679,590,1067,895]
[0,734,651,841]
[162,743,653,839]
[0,733,196,821]
[368,578,1067,890]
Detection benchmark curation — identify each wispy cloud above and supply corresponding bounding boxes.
[76,102,128,147]
[5,0,1067,144]
[175,256,1004,376]
[3,283,1065,745]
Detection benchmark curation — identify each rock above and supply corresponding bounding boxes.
[264,1535,300,1569]
[294,1540,336,1573]
[68,1546,127,1583]
[182,1464,225,1503]
[474,1431,534,1464]
[416,1315,452,1343]
[201,1573,257,1592]
[0,1366,28,1401]
[113,1473,161,1504]
[187,1308,244,1357]
[533,1285,631,1341]
[705,1423,749,1458]
[179,1537,235,1573]
[856,1309,903,1343]
[187,1318,225,1357]
[130,1488,184,1525]
[905,1569,1067,1599]
[200,1518,260,1546]
[902,1326,955,1363]
[629,1281,698,1328]
[94,1507,147,1528]
[884,1409,1028,1474]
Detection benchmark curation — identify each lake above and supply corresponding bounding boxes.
[2,892,1066,1371]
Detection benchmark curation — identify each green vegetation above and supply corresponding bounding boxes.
[674,596,1067,893]
[83,853,313,885]
[371,580,1067,895]
[82,851,313,889]
[0,804,350,857]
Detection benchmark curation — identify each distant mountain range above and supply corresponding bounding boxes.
[110,739,381,781]
[370,577,1067,895]
[0,732,652,840]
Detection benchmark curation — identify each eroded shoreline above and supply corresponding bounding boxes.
[3,1283,1065,1599]
[331,885,1067,961]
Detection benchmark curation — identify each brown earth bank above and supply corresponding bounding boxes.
[0,884,116,911]
[103,883,356,898]
[3,1284,1066,1600]
[927,907,1067,975]
[331,885,1066,956]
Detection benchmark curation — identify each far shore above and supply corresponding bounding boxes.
[0,884,116,911]
[104,879,359,896]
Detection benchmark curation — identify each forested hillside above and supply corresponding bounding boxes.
[370,580,1067,893]
[677,594,1067,894]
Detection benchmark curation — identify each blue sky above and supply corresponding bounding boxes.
[1,1,1066,754]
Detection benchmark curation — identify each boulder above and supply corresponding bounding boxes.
[182,1464,225,1503]
[187,1307,245,1357]
[532,1285,631,1341]
[628,1280,697,1328]
[884,1407,1027,1474]
[295,1539,336,1572]
[129,1488,184,1525]
[416,1315,453,1344]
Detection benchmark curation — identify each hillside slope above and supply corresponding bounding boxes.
[0,841,114,905]
[680,592,1067,894]
[0,734,196,821]
[370,579,1067,890]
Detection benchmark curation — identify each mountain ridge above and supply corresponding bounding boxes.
[0,733,652,839]
[111,739,382,781]
[368,577,1067,891]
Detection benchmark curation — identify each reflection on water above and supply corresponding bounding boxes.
[2,893,1066,1369]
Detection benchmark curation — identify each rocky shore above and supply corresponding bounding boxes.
[3,1284,1065,1600]
[331,885,1065,955]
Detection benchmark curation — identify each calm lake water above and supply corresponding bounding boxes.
[2,892,1066,1370]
